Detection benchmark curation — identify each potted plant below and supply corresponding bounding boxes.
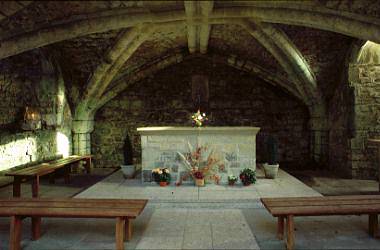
[151,168,171,186]
[263,135,280,179]
[193,171,205,186]
[239,168,256,186]
[120,134,135,179]
[177,143,220,186]
[227,175,238,186]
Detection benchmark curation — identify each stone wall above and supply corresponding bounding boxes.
[348,63,380,179]
[0,50,72,172]
[93,57,310,168]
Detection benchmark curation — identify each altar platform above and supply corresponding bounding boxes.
[75,166,321,204]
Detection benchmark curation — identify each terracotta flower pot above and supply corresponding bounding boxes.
[195,178,205,187]
[243,182,251,186]
[228,180,236,186]
[159,182,168,187]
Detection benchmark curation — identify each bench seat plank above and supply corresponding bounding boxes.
[5,155,91,177]
[6,164,53,176]
[3,207,144,218]
[267,204,380,216]
[0,198,148,218]
[262,195,380,203]
[262,199,380,207]
[0,198,147,207]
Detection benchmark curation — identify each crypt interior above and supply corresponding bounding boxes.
[1,1,380,249]
[1,0,380,178]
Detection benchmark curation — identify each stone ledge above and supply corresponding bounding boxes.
[137,126,260,135]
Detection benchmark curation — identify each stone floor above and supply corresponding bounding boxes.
[1,167,380,249]
[296,173,379,196]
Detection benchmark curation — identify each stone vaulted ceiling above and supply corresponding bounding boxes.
[0,0,380,120]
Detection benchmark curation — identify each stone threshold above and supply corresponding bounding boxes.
[147,199,263,208]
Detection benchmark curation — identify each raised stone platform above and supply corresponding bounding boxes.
[137,126,260,184]
[76,166,321,203]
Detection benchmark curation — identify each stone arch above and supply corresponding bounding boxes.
[0,4,380,60]
[97,52,306,111]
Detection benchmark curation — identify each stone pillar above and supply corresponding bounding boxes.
[309,103,329,165]
[72,119,94,155]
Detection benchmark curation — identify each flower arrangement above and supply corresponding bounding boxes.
[193,171,204,179]
[152,168,171,185]
[227,175,238,185]
[191,109,208,127]
[239,168,256,186]
[177,142,219,185]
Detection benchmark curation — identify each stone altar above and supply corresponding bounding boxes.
[137,126,260,184]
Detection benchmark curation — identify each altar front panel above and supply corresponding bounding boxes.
[137,127,260,184]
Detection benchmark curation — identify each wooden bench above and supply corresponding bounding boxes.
[1,198,147,250]
[261,195,380,250]
[5,155,92,198]
[5,155,92,240]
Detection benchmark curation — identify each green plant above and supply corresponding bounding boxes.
[239,168,256,185]
[266,135,279,165]
[227,175,238,182]
[152,168,171,183]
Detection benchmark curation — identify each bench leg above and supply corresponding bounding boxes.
[64,166,71,184]
[84,158,92,174]
[13,177,22,197]
[116,217,126,250]
[278,216,285,240]
[286,215,295,250]
[32,176,40,197]
[31,218,41,240]
[10,216,22,250]
[369,214,378,237]
[125,218,132,241]
[31,176,41,240]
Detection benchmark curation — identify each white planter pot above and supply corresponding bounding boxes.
[263,163,279,179]
[121,165,135,179]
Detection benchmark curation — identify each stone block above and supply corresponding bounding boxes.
[147,136,166,143]
[225,152,237,162]
[229,161,240,169]
[154,161,165,168]
[171,164,179,173]
[238,143,254,156]
[142,170,152,182]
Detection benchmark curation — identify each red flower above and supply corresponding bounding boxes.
[194,171,204,179]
